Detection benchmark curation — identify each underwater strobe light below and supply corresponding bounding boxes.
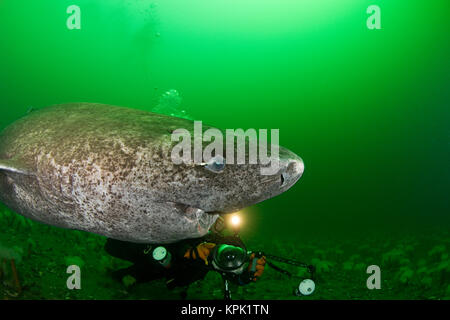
[295,279,316,296]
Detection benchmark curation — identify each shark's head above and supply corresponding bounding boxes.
[198,145,304,213]
[140,117,305,241]
[160,141,304,215]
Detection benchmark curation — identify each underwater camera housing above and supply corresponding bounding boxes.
[209,234,317,300]
[209,214,316,299]
[210,236,248,275]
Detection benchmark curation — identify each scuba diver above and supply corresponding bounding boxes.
[104,216,266,298]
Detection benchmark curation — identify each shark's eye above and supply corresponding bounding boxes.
[205,155,226,173]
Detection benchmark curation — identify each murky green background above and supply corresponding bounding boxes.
[0,0,449,299]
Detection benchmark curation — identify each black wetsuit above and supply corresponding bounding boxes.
[104,234,254,290]
[104,237,211,289]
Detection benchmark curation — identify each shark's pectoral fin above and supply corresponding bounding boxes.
[0,158,35,176]
[164,201,199,220]
[163,201,219,234]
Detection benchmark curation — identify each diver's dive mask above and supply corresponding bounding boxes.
[210,237,248,275]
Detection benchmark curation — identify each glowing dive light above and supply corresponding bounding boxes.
[231,214,241,227]
[229,213,242,235]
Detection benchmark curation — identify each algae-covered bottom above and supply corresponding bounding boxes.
[0,207,449,300]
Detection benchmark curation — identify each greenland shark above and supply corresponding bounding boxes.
[0,103,303,243]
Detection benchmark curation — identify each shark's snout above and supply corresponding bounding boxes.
[279,151,304,190]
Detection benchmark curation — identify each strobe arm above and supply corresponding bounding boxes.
[254,251,316,279]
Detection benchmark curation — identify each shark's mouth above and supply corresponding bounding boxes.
[206,210,225,215]
[170,201,225,215]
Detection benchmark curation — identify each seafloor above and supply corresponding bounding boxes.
[0,207,448,300]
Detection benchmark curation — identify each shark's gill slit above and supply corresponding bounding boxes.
[280,173,286,187]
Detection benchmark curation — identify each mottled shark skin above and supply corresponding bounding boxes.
[0,103,304,243]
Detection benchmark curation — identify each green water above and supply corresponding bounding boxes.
[0,0,449,299]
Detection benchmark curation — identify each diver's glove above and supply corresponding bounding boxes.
[184,242,216,265]
[248,253,266,281]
